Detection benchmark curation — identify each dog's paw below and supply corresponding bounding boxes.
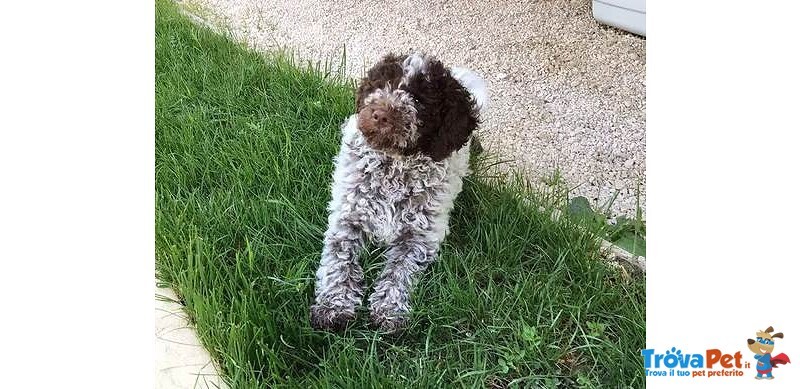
[310,304,356,332]
[369,307,409,333]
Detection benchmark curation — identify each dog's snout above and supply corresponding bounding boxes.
[371,109,390,125]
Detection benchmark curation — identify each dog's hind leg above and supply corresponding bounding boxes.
[310,221,366,331]
[368,232,440,333]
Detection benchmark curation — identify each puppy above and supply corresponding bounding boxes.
[310,53,488,332]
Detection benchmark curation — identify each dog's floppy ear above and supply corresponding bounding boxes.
[355,54,405,110]
[412,60,480,161]
[428,82,479,161]
[772,332,784,339]
[765,326,774,333]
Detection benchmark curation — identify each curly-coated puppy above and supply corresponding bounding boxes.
[310,53,488,332]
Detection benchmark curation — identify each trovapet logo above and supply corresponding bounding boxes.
[642,347,746,378]
[642,325,791,380]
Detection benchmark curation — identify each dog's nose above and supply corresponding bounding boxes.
[371,109,390,125]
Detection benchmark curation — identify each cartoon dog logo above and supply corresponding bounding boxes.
[747,326,791,379]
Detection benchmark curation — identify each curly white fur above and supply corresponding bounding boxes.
[310,64,486,332]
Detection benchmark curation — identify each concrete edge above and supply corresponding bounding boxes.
[155,283,229,389]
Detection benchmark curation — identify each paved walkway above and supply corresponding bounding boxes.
[155,285,227,388]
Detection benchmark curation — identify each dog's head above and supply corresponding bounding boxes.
[355,53,482,161]
[747,326,783,355]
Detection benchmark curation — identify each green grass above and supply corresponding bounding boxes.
[155,0,645,387]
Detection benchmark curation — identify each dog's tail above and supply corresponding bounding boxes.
[451,67,489,117]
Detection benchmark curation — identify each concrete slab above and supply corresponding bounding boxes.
[155,285,228,389]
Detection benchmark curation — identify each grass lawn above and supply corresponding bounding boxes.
[155,0,645,387]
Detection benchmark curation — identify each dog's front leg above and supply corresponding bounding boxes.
[310,220,365,331]
[368,232,439,332]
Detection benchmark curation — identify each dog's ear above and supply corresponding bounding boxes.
[765,326,774,333]
[355,54,405,110]
[427,84,478,161]
[412,60,479,161]
[772,332,784,339]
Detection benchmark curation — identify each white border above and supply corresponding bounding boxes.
[2,0,800,387]
[0,1,154,387]
[648,0,800,387]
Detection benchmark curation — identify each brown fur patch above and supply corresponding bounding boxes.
[402,57,480,161]
[355,54,406,110]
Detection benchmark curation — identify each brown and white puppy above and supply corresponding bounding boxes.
[310,53,488,332]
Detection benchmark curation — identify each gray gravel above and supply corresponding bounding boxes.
[188,0,646,217]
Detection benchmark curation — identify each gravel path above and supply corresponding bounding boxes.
[187,0,646,217]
